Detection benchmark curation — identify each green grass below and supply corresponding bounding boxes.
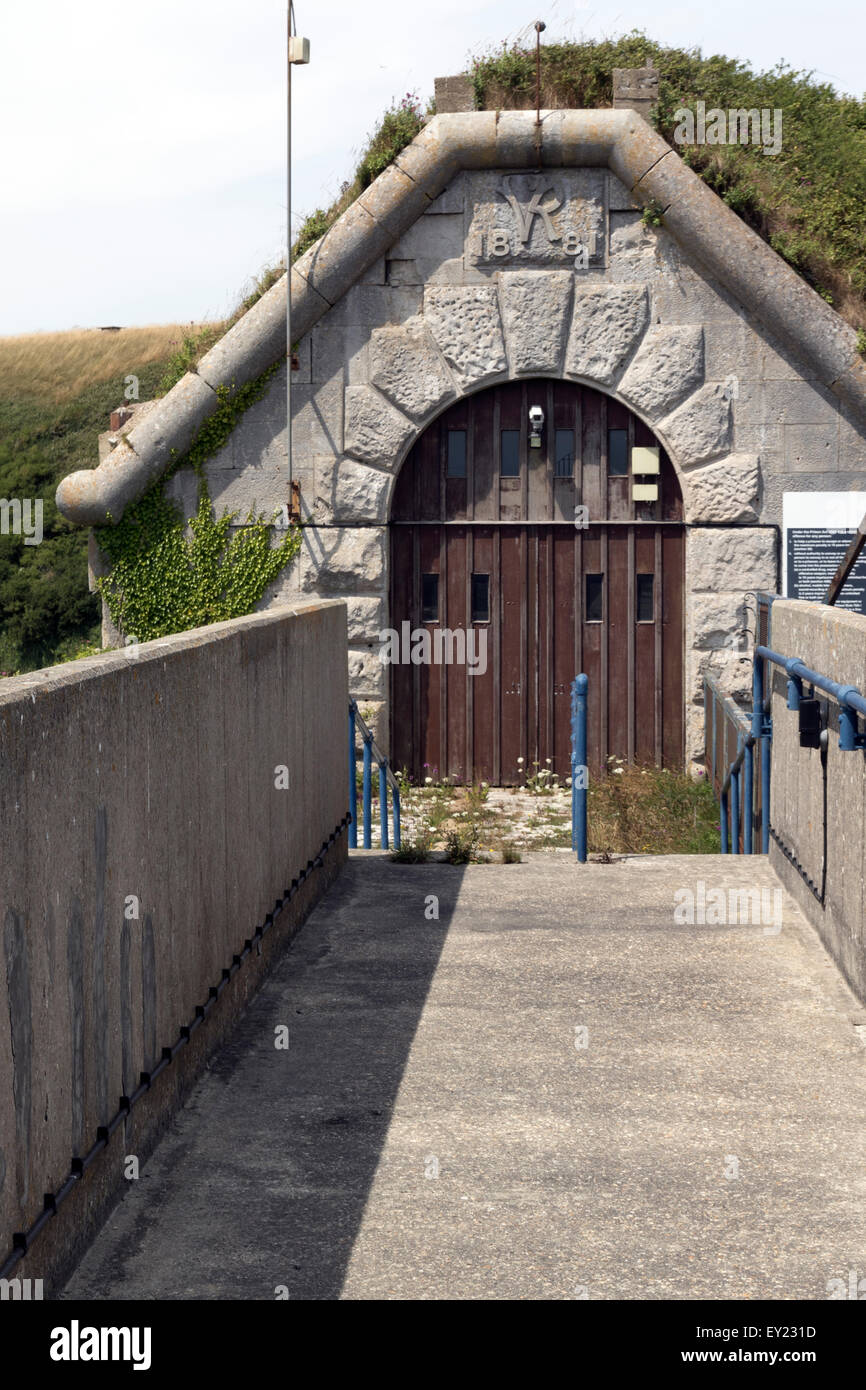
[0,357,172,674]
[378,766,721,860]
[587,762,720,855]
[293,94,426,261]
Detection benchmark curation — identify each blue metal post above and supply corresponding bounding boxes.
[839,704,859,752]
[392,782,401,850]
[362,733,372,849]
[571,674,588,863]
[379,758,389,849]
[348,702,358,849]
[743,740,753,855]
[751,649,771,855]
[731,757,740,854]
[720,789,729,853]
[760,655,771,853]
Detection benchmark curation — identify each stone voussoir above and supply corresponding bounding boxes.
[564,284,649,385]
[682,454,760,524]
[423,285,507,390]
[617,324,704,419]
[658,383,733,467]
[369,318,457,423]
[344,385,415,468]
[330,459,393,523]
[500,271,574,377]
[55,111,866,526]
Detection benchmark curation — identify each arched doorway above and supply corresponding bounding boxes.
[389,378,684,784]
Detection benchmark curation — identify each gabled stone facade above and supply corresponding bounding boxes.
[57,110,866,769]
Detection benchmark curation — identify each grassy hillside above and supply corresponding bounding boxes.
[0,324,203,406]
[0,327,214,674]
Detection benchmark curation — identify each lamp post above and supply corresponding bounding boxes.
[287,7,310,521]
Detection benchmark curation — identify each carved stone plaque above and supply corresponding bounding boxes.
[464,170,607,270]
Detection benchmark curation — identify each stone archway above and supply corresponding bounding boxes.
[387,374,686,784]
[327,277,767,766]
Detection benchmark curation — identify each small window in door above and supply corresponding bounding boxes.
[446,430,467,478]
[500,430,520,477]
[608,428,629,476]
[421,573,439,622]
[471,574,490,623]
[555,428,574,478]
[585,574,603,623]
[636,573,655,623]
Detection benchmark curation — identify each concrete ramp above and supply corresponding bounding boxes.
[61,854,866,1301]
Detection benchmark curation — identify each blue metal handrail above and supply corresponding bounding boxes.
[710,614,866,854]
[706,674,761,855]
[755,645,866,750]
[571,674,588,862]
[348,700,401,850]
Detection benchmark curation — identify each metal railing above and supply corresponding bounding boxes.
[348,700,401,850]
[704,590,776,855]
[755,645,866,749]
[706,588,866,855]
[571,674,588,862]
[704,671,770,856]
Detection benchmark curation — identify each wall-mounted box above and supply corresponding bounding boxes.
[631,445,660,474]
[633,482,659,502]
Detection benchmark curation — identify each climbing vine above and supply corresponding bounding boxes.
[96,365,301,642]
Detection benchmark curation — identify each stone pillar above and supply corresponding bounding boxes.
[612,66,659,121]
[434,75,475,114]
[685,527,778,769]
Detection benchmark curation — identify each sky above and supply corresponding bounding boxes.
[1,0,864,336]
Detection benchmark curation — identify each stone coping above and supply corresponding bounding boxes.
[56,111,866,527]
[0,599,346,703]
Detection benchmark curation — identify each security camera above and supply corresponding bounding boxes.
[528,405,544,448]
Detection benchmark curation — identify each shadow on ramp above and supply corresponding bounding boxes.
[60,855,460,1302]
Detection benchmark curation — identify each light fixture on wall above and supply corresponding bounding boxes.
[528,405,544,448]
[631,444,659,502]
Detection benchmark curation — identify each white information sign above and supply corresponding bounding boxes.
[783,491,866,613]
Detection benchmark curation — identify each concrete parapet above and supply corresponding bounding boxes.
[0,601,349,1288]
[768,599,866,1004]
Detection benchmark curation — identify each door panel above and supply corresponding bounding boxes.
[390,380,684,785]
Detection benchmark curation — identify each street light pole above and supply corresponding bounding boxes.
[287,7,309,522]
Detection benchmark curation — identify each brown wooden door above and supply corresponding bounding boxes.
[390,380,684,785]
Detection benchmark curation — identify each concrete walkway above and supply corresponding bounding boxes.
[61,853,866,1301]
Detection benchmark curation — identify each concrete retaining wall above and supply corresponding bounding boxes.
[0,600,348,1288]
[768,599,866,1003]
